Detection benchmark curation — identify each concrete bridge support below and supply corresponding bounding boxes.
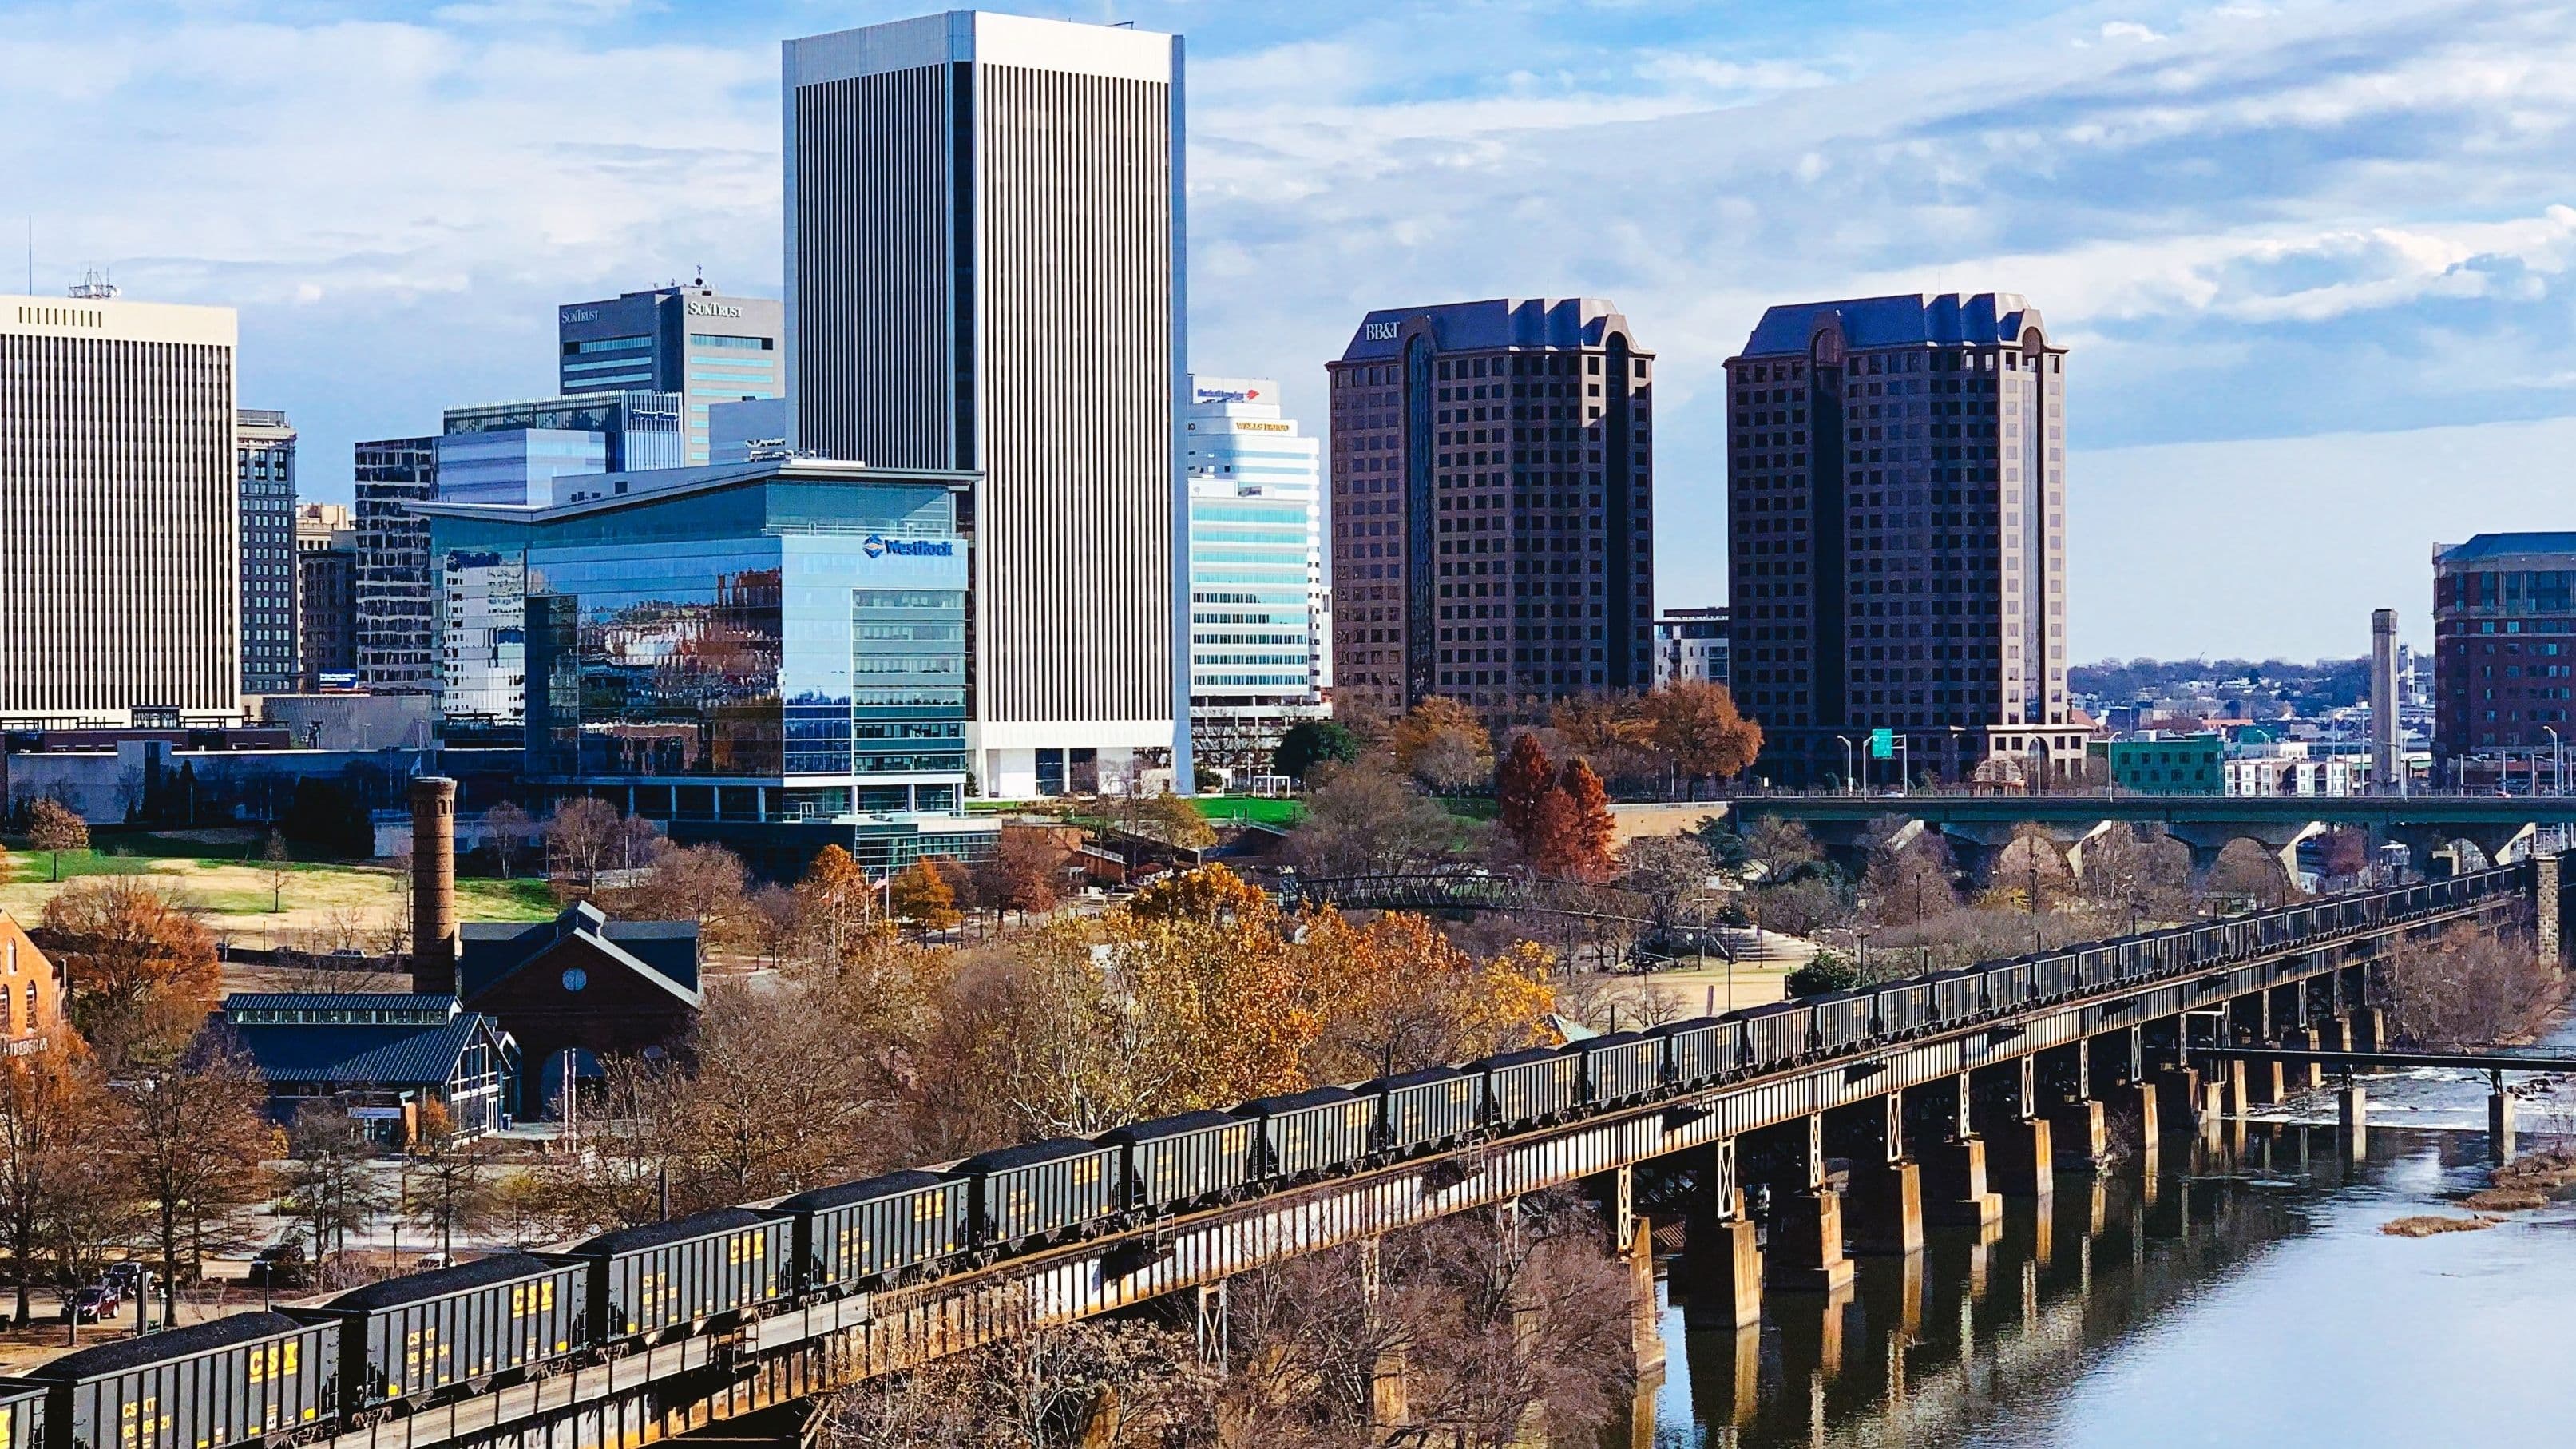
[1842,1094,1924,1259]
[2339,1083,2368,1161]
[2491,1091,2518,1164]
[1916,1072,2002,1229]
[1976,1058,2054,1198]
[1679,1141,1762,1331]
[1763,1114,1854,1295]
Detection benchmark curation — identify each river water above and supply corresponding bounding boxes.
[1636,1027,2576,1447]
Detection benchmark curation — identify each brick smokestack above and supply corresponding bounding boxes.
[410,776,459,994]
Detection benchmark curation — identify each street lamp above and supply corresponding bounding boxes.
[1836,736,1855,796]
[2548,726,2564,796]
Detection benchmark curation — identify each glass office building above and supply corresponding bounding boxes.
[422,459,997,873]
[557,284,783,466]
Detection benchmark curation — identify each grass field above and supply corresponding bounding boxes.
[0,847,557,945]
[1192,796,1305,827]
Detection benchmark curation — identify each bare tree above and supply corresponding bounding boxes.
[2380,922,2566,1046]
[260,829,294,914]
[482,802,535,881]
[119,1039,275,1325]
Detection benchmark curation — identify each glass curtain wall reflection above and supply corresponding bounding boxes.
[433,464,978,862]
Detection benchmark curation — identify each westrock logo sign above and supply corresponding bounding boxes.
[862,534,956,559]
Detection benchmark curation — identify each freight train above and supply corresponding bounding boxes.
[0,869,2506,1449]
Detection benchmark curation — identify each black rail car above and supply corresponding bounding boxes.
[1735,1001,1805,1070]
[1575,1031,1664,1105]
[772,1170,968,1293]
[0,1383,40,1449]
[1651,1018,1737,1088]
[1369,1066,1484,1154]
[2032,951,2080,999]
[1483,1047,1582,1127]
[1870,979,1933,1038]
[1236,1087,1375,1181]
[567,1208,794,1344]
[1806,992,1873,1055]
[26,1312,335,1449]
[959,1138,1123,1249]
[1924,969,1983,1026]
[301,1254,584,1410]
[1104,1110,1258,1214]
[1983,961,2035,1011]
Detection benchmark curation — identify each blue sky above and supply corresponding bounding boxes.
[7,0,2573,661]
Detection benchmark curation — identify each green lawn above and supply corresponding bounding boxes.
[1191,796,1305,827]
[0,849,559,929]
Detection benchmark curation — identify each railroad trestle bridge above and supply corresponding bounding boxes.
[309,864,2544,1449]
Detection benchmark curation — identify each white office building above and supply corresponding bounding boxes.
[783,10,1187,797]
[1654,607,1730,688]
[1181,376,1327,776]
[2,290,240,721]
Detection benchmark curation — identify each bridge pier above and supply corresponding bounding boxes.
[1976,1058,2054,1198]
[2491,1090,2518,1164]
[1984,1117,2054,1197]
[2244,1055,2285,1107]
[1768,1187,1856,1294]
[2339,1083,2368,1160]
[1918,1073,2002,1229]
[2283,1027,2324,1092]
[2154,1066,2202,1131]
[2352,1006,2388,1053]
[1626,1214,1665,1380]
[1847,1159,1924,1258]
[1680,1141,1762,1331]
[2317,1014,2350,1054]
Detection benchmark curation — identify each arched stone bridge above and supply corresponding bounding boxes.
[1623,795,2576,882]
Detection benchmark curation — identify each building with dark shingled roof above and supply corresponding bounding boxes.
[215,993,514,1142]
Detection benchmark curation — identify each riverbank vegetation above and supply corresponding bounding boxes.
[818,1193,1639,1449]
[2376,923,2568,1046]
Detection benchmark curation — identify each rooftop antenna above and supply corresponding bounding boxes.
[692,264,705,288]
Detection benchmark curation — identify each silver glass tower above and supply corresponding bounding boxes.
[783,10,1188,796]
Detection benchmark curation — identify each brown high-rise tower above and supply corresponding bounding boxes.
[1326,298,1655,717]
[410,776,458,994]
[1725,293,2079,788]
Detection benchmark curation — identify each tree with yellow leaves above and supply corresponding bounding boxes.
[1387,697,1495,793]
[1295,908,1556,1082]
[890,859,963,935]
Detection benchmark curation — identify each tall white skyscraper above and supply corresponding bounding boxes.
[783,10,1188,797]
[2,290,240,720]
[1181,376,1328,776]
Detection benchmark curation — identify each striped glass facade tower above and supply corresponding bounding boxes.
[1,292,240,721]
[783,10,1188,797]
[1725,293,2078,787]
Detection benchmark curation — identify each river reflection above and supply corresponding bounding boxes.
[1635,1116,2576,1448]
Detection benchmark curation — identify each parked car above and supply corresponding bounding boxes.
[101,1261,145,1294]
[246,1241,308,1289]
[65,1285,121,1323]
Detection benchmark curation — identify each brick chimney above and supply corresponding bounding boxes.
[410,776,459,995]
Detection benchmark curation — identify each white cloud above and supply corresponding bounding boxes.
[10,0,2576,659]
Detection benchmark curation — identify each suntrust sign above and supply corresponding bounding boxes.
[862,534,956,559]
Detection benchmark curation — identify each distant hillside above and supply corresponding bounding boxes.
[2071,657,2369,717]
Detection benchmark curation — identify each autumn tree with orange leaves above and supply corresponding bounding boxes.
[957,864,1557,1140]
[1524,760,1617,883]
[42,879,220,1073]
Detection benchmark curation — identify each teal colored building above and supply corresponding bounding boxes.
[2089,733,2223,794]
[422,459,1000,875]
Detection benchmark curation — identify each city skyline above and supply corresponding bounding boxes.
[6,1,2572,661]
